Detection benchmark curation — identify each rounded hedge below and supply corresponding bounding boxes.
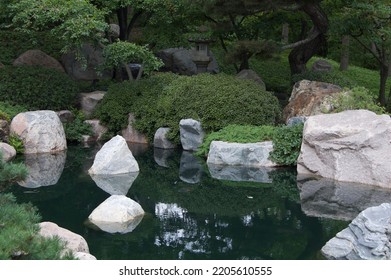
[0,65,79,111]
[95,73,281,143]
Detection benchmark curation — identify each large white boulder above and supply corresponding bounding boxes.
[39,221,96,259]
[87,195,144,234]
[321,203,391,260]
[207,141,278,167]
[88,135,139,175]
[297,110,391,188]
[10,110,67,154]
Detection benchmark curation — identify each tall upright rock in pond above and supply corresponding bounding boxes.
[10,110,67,154]
[88,135,139,174]
[297,110,391,188]
[179,119,205,151]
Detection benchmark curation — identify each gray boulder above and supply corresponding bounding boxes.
[179,119,205,151]
[18,152,66,188]
[311,59,333,72]
[61,44,112,80]
[297,110,391,188]
[56,110,75,123]
[90,172,139,195]
[282,80,342,123]
[0,142,16,162]
[13,49,65,72]
[10,110,67,154]
[321,203,391,260]
[121,113,148,144]
[207,141,278,167]
[39,221,96,259]
[153,127,176,149]
[80,91,106,118]
[286,116,307,127]
[236,69,266,91]
[88,135,139,175]
[109,24,120,39]
[87,195,144,234]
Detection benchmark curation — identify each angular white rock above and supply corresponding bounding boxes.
[88,195,144,234]
[179,119,205,151]
[88,135,139,174]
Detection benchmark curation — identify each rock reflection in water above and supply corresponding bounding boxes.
[179,151,203,184]
[208,164,275,183]
[18,151,66,188]
[298,175,391,221]
[154,148,174,168]
[90,172,139,195]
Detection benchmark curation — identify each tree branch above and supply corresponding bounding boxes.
[281,29,319,50]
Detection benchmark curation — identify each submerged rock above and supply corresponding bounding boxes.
[88,135,139,175]
[321,203,391,260]
[208,164,275,183]
[87,195,144,234]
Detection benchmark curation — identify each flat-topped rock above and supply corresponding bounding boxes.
[179,119,205,151]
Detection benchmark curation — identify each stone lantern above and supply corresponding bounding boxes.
[188,27,215,73]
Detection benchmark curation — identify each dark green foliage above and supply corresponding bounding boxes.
[196,124,276,157]
[0,151,27,187]
[291,70,357,89]
[7,134,24,154]
[269,124,304,166]
[0,101,28,119]
[96,73,281,144]
[0,193,72,260]
[0,65,79,111]
[63,111,93,143]
[0,30,63,65]
[159,73,281,143]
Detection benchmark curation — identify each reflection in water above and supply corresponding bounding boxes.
[90,172,139,195]
[154,148,174,168]
[208,164,275,183]
[18,151,66,188]
[179,151,203,184]
[87,215,144,234]
[298,175,391,221]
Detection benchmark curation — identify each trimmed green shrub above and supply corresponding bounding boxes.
[63,111,93,143]
[0,151,27,186]
[95,73,282,144]
[330,87,386,114]
[0,101,28,120]
[291,70,357,89]
[197,124,276,157]
[269,124,304,166]
[0,65,79,111]
[159,73,281,143]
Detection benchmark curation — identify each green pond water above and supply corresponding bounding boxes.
[8,144,391,260]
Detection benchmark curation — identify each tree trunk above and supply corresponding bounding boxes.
[379,64,388,106]
[288,1,328,75]
[117,7,129,41]
[339,35,350,71]
[282,23,289,44]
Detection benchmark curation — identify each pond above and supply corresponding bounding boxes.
[6,144,391,260]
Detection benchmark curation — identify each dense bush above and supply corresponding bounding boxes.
[95,73,281,144]
[0,101,28,120]
[0,151,27,186]
[196,124,276,157]
[269,124,304,166]
[291,70,357,89]
[63,111,93,143]
[330,87,385,114]
[0,65,79,111]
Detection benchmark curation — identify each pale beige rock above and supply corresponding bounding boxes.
[297,110,391,188]
[80,91,106,117]
[84,119,108,142]
[121,114,148,144]
[0,142,16,162]
[39,222,92,258]
[10,110,67,154]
